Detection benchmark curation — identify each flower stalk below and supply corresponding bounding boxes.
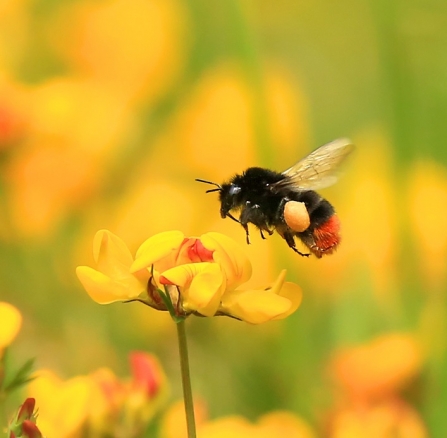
[176,320,196,438]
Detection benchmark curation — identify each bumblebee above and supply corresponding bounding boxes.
[196,138,354,257]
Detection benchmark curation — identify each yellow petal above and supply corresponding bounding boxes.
[93,230,134,278]
[188,265,226,316]
[270,282,303,321]
[0,302,22,350]
[265,269,286,295]
[265,270,303,321]
[199,416,256,438]
[221,289,293,324]
[132,230,185,272]
[258,411,317,438]
[76,266,145,304]
[28,370,92,438]
[200,232,252,289]
[161,263,225,316]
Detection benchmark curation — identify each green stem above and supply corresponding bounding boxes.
[176,320,196,438]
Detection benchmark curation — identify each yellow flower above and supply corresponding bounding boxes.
[88,352,168,436]
[132,230,302,323]
[331,333,422,402]
[0,302,22,353]
[27,370,92,438]
[66,0,186,104]
[77,230,302,324]
[329,399,428,438]
[407,160,447,290]
[160,402,316,438]
[76,230,151,304]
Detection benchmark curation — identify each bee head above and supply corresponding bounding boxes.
[219,183,242,218]
[195,178,242,219]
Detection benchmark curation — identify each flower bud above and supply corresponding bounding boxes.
[21,420,43,438]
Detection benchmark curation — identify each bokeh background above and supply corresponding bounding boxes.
[1,0,447,436]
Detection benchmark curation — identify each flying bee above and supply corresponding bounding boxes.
[196,138,355,258]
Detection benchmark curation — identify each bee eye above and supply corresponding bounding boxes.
[229,185,241,195]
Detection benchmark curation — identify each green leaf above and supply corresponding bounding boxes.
[4,358,36,394]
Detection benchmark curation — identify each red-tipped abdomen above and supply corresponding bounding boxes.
[310,214,341,258]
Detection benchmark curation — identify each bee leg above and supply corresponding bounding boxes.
[227,213,241,224]
[260,227,274,240]
[283,231,310,257]
[242,223,250,244]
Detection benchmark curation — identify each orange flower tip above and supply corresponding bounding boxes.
[17,398,36,421]
[284,201,310,232]
[130,352,162,397]
[21,420,43,438]
[188,239,214,262]
[159,275,174,285]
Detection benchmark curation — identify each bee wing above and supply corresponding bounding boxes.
[272,138,355,191]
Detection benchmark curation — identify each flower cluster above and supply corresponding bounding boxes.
[26,352,167,437]
[328,333,427,437]
[160,401,317,438]
[76,230,302,324]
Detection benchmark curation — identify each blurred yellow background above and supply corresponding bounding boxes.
[1,0,447,436]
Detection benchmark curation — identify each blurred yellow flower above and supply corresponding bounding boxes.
[27,370,92,438]
[6,77,132,238]
[0,301,22,352]
[26,352,168,437]
[331,333,422,402]
[159,399,208,438]
[160,403,316,438]
[88,352,168,436]
[329,399,428,438]
[77,230,302,324]
[172,63,308,181]
[174,65,256,180]
[125,352,168,423]
[408,160,447,290]
[66,0,186,103]
[88,367,123,435]
[0,78,29,151]
[257,411,317,438]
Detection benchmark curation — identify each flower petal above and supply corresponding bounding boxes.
[76,266,144,304]
[93,230,134,278]
[161,263,225,316]
[265,269,286,295]
[0,302,22,350]
[132,231,185,272]
[270,282,302,321]
[27,370,92,438]
[129,352,166,398]
[263,270,302,320]
[221,289,293,324]
[200,232,252,289]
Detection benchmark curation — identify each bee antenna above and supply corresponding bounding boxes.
[195,178,222,193]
